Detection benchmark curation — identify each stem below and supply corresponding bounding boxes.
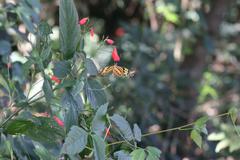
[107,112,230,146]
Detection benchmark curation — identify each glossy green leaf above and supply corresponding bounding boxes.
[133,123,142,142]
[146,146,161,160]
[61,126,88,155]
[190,130,202,148]
[59,0,80,59]
[110,114,134,141]
[92,103,108,136]
[130,149,146,160]
[85,79,107,109]
[92,134,106,160]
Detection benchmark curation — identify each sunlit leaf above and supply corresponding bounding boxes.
[61,126,88,155]
[190,130,202,148]
[130,149,146,160]
[215,139,230,153]
[92,134,105,160]
[146,146,161,160]
[207,132,225,141]
[110,114,134,141]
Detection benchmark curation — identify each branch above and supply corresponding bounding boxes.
[107,112,230,146]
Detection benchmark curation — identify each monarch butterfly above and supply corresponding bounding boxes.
[99,64,135,77]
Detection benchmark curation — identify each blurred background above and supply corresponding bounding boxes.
[1,0,240,159]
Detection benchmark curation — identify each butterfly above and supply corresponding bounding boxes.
[99,64,135,77]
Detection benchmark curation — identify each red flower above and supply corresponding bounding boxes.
[79,17,88,25]
[51,75,61,84]
[112,47,120,62]
[53,116,64,127]
[105,127,111,137]
[105,38,114,45]
[115,27,125,37]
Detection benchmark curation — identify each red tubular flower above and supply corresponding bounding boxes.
[105,38,114,45]
[79,17,88,25]
[51,75,61,84]
[115,27,125,37]
[53,116,64,127]
[112,47,120,62]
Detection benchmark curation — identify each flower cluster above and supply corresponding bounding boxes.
[79,17,121,63]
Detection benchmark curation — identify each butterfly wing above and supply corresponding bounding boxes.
[113,65,129,77]
[99,66,114,76]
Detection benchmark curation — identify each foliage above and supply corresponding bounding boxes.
[0,0,240,159]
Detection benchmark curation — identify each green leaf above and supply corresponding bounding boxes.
[0,73,10,93]
[4,119,34,134]
[5,117,64,144]
[61,126,88,155]
[0,40,11,55]
[194,116,208,134]
[86,58,98,76]
[40,44,52,61]
[133,124,142,142]
[110,114,134,141]
[24,117,64,143]
[59,0,80,59]
[114,150,131,160]
[42,78,53,104]
[53,61,71,79]
[130,149,146,160]
[34,142,56,160]
[61,91,83,132]
[85,79,107,109]
[229,107,238,124]
[92,103,108,136]
[37,21,52,37]
[215,139,230,153]
[195,116,208,128]
[190,130,202,148]
[146,146,161,160]
[92,134,106,160]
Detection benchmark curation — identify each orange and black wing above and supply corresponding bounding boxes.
[99,66,114,76]
[113,65,128,77]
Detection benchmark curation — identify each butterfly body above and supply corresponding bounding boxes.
[99,64,135,77]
